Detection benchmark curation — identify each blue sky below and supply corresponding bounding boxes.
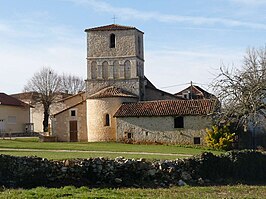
[0,0,266,94]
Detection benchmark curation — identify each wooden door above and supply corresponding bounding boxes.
[69,120,78,142]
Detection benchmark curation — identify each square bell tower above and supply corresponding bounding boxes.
[84,24,145,99]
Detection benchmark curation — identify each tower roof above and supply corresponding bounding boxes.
[85,24,144,33]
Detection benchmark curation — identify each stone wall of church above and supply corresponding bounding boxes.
[86,97,138,142]
[116,116,211,145]
[52,101,87,142]
[88,29,143,59]
[87,58,144,80]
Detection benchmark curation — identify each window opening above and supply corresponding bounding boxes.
[105,114,110,126]
[8,116,16,124]
[127,132,132,139]
[194,137,201,144]
[110,34,116,48]
[71,110,76,117]
[174,117,184,128]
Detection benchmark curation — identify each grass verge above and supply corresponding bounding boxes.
[0,150,190,160]
[0,137,222,155]
[0,185,265,199]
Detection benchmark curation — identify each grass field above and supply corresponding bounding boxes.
[0,137,222,160]
[1,185,265,199]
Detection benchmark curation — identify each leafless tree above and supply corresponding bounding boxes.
[61,73,85,94]
[212,46,266,129]
[24,67,62,132]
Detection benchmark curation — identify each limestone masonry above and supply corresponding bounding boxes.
[52,24,218,145]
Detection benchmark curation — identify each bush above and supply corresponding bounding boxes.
[205,123,235,150]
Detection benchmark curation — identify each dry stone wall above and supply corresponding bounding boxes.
[1,150,266,188]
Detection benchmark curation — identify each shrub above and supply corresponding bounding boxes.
[205,123,235,150]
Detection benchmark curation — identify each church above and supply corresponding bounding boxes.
[51,24,218,145]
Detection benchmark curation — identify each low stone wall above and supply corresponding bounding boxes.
[1,150,266,188]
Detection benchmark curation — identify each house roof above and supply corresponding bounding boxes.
[85,24,144,33]
[175,85,215,99]
[88,86,138,99]
[57,91,85,103]
[114,99,218,117]
[0,93,30,107]
[144,76,157,89]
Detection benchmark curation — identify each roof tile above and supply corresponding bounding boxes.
[88,86,138,99]
[0,93,29,107]
[114,99,218,117]
[85,24,143,33]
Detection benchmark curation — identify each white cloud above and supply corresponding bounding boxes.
[65,0,266,30]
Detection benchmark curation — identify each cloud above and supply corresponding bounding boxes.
[65,0,266,30]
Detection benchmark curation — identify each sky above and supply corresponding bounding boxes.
[0,0,266,95]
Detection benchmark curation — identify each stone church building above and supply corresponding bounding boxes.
[52,24,217,145]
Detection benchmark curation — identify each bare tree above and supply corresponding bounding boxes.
[212,46,266,129]
[61,73,85,94]
[24,67,62,132]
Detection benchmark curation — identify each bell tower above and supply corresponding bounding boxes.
[85,24,145,99]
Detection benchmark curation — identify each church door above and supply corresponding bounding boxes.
[69,121,78,142]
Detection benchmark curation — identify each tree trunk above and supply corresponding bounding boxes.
[43,104,50,132]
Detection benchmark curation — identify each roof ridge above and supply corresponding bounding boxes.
[85,24,143,33]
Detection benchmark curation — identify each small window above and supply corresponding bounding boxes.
[145,132,149,136]
[174,117,184,128]
[194,137,201,145]
[105,114,110,126]
[127,132,132,139]
[110,34,116,48]
[71,110,76,117]
[8,116,16,124]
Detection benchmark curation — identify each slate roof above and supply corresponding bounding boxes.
[85,24,143,33]
[114,99,218,117]
[88,86,138,99]
[0,93,29,107]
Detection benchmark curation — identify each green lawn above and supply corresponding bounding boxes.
[0,137,222,160]
[0,185,265,199]
[0,150,191,160]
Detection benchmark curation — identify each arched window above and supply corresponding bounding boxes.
[91,61,97,79]
[102,61,109,79]
[105,114,110,126]
[113,61,119,79]
[124,60,131,79]
[110,34,116,48]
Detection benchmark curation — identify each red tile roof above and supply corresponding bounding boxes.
[85,24,143,33]
[88,86,138,99]
[114,99,218,117]
[0,93,30,107]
